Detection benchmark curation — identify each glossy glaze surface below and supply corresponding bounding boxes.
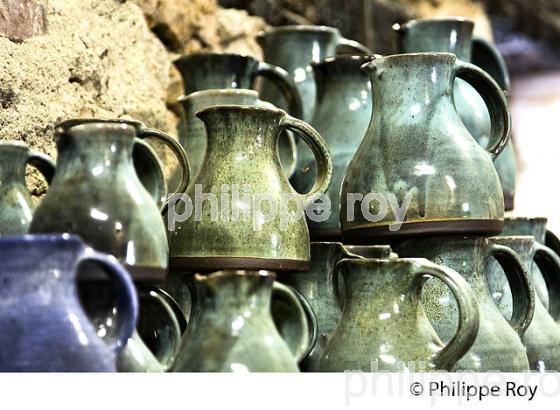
[0,141,55,236]
[80,284,186,372]
[176,89,296,179]
[319,258,478,371]
[0,234,137,371]
[257,25,370,122]
[278,242,393,371]
[167,105,332,272]
[291,56,375,238]
[29,120,170,281]
[173,53,302,119]
[341,53,510,240]
[172,270,300,372]
[395,17,516,210]
[488,236,560,370]
[393,236,532,371]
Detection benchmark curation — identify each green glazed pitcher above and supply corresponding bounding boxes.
[167,105,332,272]
[488,235,560,371]
[0,141,55,236]
[291,55,376,239]
[342,53,510,240]
[30,119,190,282]
[172,270,311,372]
[257,25,371,122]
[394,17,516,210]
[393,236,533,371]
[319,258,479,371]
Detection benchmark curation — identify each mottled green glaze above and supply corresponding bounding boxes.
[257,25,371,122]
[488,236,560,371]
[168,105,332,272]
[393,236,533,371]
[395,17,516,210]
[176,89,297,179]
[173,53,302,120]
[342,53,510,241]
[278,242,393,371]
[319,258,478,371]
[79,284,185,372]
[0,141,55,236]
[499,217,560,323]
[29,120,171,281]
[172,270,301,372]
[291,56,375,239]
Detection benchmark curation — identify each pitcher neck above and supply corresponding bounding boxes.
[313,56,373,104]
[396,18,474,61]
[367,53,455,113]
[0,144,30,185]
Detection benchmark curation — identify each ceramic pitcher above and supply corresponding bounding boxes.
[488,236,560,371]
[172,270,311,372]
[174,53,302,119]
[257,25,371,122]
[319,258,479,371]
[30,119,190,282]
[341,53,510,241]
[0,141,55,236]
[176,89,297,179]
[393,236,533,371]
[502,217,560,310]
[278,242,394,371]
[291,55,376,239]
[167,105,332,272]
[394,17,516,210]
[0,234,137,371]
[80,284,186,372]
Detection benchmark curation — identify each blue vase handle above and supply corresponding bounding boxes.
[26,150,56,184]
[336,37,372,55]
[471,36,511,93]
[78,249,139,354]
[533,243,560,323]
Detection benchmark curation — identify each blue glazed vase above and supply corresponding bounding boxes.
[0,234,138,371]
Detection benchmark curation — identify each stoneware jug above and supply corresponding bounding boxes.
[393,236,533,371]
[174,53,302,119]
[394,17,516,210]
[0,234,138,371]
[172,270,311,372]
[167,105,332,272]
[279,242,394,371]
[342,53,510,241]
[257,25,371,122]
[319,258,479,371]
[502,217,560,310]
[161,269,317,364]
[177,89,297,179]
[80,283,186,372]
[291,55,376,239]
[0,141,55,236]
[29,119,190,282]
[488,235,560,371]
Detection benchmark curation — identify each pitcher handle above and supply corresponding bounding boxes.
[471,36,511,93]
[489,242,535,336]
[27,150,56,184]
[77,250,138,354]
[279,115,332,205]
[336,37,372,55]
[137,128,191,208]
[533,243,560,323]
[410,259,479,370]
[272,282,318,363]
[137,286,187,371]
[255,62,303,120]
[545,229,560,258]
[453,60,511,159]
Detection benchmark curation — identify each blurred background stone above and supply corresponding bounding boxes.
[0,0,47,41]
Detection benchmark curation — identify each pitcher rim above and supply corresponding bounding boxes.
[312,54,380,68]
[505,216,548,224]
[173,52,258,67]
[258,25,340,37]
[56,118,144,134]
[393,16,474,32]
[0,233,84,247]
[195,104,285,120]
[361,52,456,70]
[195,269,276,282]
[0,140,29,151]
[178,89,259,104]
